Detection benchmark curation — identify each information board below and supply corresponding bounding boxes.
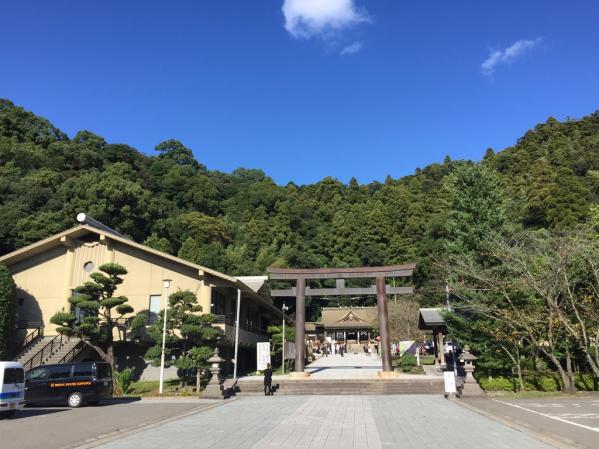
[443,371,457,394]
[256,342,271,371]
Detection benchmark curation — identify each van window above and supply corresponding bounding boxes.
[28,367,51,381]
[73,364,93,377]
[3,368,24,384]
[95,364,111,380]
[48,365,72,380]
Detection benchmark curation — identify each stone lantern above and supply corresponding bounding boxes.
[203,348,225,399]
[459,345,485,397]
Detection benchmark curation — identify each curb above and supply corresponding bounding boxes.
[69,398,236,449]
[454,398,583,449]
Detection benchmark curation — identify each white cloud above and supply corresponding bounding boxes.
[282,0,369,39]
[340,41,362,55]
[481,38,542,76]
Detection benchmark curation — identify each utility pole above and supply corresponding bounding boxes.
[233,289,241,379]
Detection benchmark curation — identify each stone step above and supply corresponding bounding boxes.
[232,378,444,396]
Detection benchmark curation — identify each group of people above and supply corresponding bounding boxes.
[311,340,352,357]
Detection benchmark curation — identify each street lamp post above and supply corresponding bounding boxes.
[281,303,288,374]
[158,279,172,395]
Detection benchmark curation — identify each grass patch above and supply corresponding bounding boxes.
[127,378,182,397]
[419,355,435,365]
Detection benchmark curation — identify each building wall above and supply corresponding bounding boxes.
[11,245,69,335]
[7,232,276,355]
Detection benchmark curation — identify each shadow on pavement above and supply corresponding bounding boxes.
[3,408,70,420]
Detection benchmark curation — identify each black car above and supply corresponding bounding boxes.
[25,362,112,408]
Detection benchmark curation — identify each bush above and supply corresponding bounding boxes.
[0,265,17,359]
[115,368,135,395]
[575,373,598,391]
[478,376,515,391]
[399,353,417,372]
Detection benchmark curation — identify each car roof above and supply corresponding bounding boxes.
[0,361,24,369]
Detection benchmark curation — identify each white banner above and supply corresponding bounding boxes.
[256,342,271,371]
[443,371,457,394]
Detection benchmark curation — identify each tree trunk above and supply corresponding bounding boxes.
[542,348,576,393]
[196,369,201,392]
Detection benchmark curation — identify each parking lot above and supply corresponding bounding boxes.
[0,398,220,449]
[463,395,599,449]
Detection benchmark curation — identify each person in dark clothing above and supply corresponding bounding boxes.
[264,363,273,396]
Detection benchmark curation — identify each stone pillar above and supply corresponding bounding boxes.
[376,276,395,375]
[437,331,446,367]
[290,277,308,377]
[433,330,440,366]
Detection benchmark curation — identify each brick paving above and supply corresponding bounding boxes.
[90,395,554,449]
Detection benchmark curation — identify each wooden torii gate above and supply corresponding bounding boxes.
[268,264,416,377]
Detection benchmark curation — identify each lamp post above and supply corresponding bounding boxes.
[158,279,172,395]
[233,289,241,380]
[281,303,288,374]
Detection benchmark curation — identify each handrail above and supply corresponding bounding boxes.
[22,333,70,372]
[10,327,44,360]
[58,340,85,364]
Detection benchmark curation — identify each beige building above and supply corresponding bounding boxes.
[1,219,283,375]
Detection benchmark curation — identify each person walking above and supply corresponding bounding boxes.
[264,363,273,396]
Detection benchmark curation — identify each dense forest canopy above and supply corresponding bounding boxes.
[1,99,598,308]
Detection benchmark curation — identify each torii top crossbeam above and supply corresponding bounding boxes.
[266,264,416,377]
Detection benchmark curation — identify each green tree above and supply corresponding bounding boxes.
[267,325,296,369]
[0,265,17,359]
[145,290,220,389]
[50,263,140,369]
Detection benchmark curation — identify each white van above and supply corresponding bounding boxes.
[0,361,26,418]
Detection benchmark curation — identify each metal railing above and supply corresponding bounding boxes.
[10,327,44,360]
[22,333,70,372]
[58,339,85,364]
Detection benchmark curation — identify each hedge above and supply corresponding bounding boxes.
[0,265,17,359]
[477,373,598,392]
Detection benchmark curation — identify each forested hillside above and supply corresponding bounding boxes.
[1,99,598,304]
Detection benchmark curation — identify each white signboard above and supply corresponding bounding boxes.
[443,371,457,394]
[256,342,271,371]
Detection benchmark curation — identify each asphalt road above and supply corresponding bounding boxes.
[0,398,219,449]
[462,395,599,449]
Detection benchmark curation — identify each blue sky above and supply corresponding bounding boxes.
[2,1,599,185]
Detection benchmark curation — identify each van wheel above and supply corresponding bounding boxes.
[67,392,83,408]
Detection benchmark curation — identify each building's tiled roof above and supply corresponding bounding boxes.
[418,308,447,330]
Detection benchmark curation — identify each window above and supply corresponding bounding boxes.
[27,367,51,381]
[48,365,72,380]
[95,363,112,380]
[3,368,24,384]
[148,295,161,324]
[211,290,226,316]
[73,364,93,377]
[84,261,95,272]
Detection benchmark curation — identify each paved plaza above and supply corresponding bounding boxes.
[464,396,599,449]
[0,399,216,449]
[89,395,554,449]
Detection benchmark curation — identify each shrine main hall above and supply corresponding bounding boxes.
[306,306,378,346]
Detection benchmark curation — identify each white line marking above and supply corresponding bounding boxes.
[493,400,599,433]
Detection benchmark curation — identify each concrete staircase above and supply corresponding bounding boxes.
[230,378,444,396]
[45,337,82,365]
[17,335,83,370]
[16,336,54,365]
